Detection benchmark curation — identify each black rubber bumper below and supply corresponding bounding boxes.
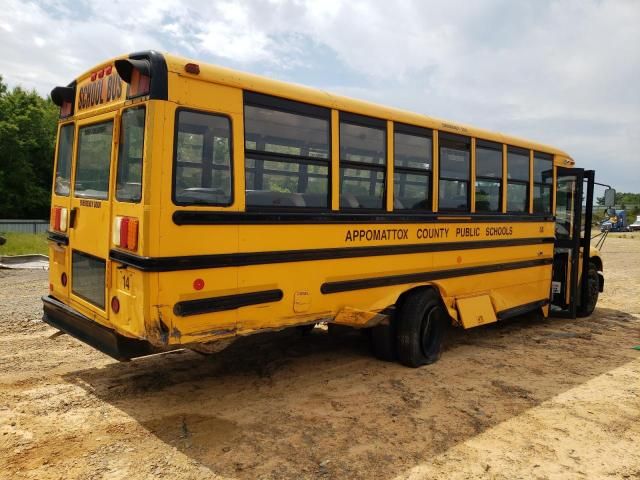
[42,295,156,361]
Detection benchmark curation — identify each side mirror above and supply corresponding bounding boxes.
[604,188,616,207]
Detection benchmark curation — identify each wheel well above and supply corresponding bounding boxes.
[395,285,446,313]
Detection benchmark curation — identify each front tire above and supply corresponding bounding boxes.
[396,289,449,368]
[577,262,599,317]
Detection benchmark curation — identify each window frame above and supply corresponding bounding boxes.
[116,105,146,204]
[339,111,387,211]
[172,107,234,207]
[533,151,554,214]
[506,145,531,214]
[393,123,433,211]
[438,132,471,212]
[243,92,332,211]
[474,139,503,213]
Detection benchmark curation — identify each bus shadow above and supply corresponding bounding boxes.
[64,307,639,479]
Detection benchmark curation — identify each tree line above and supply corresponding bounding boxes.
[0,75,58,219]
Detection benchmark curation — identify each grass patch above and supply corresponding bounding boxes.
[0,232,48,256]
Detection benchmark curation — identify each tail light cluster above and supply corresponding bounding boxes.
[129,68,150,97]
[114,58,151,99]
[113,216,139,251]
[50,206,68,232]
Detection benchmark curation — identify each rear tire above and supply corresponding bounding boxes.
[577,262,599,317]
[396,289,448,368]
[371,322,396,362]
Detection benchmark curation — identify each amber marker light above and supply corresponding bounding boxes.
[185,63,200,74]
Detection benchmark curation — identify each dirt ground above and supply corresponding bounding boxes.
[1,236,639,480]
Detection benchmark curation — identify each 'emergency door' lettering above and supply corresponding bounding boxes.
[344,225,515,242]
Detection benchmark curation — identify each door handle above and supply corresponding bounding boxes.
[69,207,78,229]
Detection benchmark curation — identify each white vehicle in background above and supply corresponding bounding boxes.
[630,216,640,232]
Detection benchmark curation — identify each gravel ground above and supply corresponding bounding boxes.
[0,235,639,480]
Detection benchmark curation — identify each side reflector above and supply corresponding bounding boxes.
[111,296,120,313]
[193,278,205,291]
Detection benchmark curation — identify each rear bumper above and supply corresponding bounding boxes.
[41,295,156,361]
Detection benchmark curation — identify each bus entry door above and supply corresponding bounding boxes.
[551,167,588,317]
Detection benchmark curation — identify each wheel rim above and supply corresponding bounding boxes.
[420,306,439,356]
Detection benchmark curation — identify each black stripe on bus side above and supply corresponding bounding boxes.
[173,289,284,317]
[47,231,69,245]
[173,211,554,225]
[320,258,553,294]
[109,237,555,272]
[496,299,549,321]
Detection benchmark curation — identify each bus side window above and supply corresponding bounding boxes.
[438,133,470,211]
[173,110,232,206]
[339,112,386,210]
[533,152,553,214]
[393,124,432,211]
[475,139,503,212]
[506,146,530,213]
[244,93,331,209]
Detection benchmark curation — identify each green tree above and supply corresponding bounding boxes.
[596,191,640,206]
[0,75,58,218]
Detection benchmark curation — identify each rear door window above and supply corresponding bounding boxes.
[54,123,74,196]
[74,121,114,199]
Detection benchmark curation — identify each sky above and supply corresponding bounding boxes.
[1,0,638,193]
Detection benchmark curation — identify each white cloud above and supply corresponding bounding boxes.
[0,0,638,191]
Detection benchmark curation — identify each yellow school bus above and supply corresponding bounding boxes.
[43,51,604,367]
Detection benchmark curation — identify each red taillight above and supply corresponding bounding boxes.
[60,101,72,118]
[113,216,139,251]
[111,296,120,313]
[129,68,150,97]
[119,217,130,249]
[54,207,61,231]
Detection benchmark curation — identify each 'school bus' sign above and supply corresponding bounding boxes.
[77,65,124,111]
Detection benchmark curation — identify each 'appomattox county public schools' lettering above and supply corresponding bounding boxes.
[344,225,514,242]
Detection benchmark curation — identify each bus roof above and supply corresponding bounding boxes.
[70,51,574,163]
